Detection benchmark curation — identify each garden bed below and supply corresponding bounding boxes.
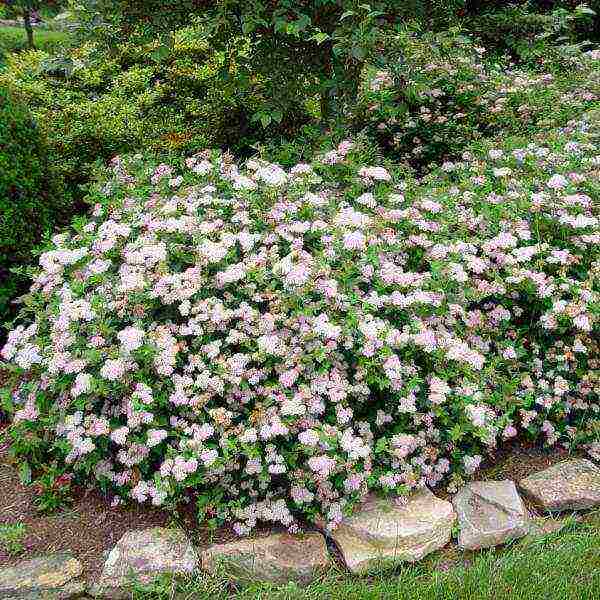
[0,433,586,576]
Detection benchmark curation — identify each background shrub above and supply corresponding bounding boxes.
[2,5,596,202]
[0,28,304,202]
[0,86,65,327]
[465,2,599,61]
[355,30,600,167]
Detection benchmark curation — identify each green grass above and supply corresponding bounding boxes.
[0,26,68,62]
[129,513,600,600]
[0,522,26,557]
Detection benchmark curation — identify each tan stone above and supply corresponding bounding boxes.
[327,488,455,574]
[519,459,600,511]
[0,553,85,599]
[453,480,529,550]
[201,532,329,584]
[89,527,198,598]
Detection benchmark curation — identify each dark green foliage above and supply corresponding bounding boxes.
[0,0,597,214]
[72,1,468,133]
[0,86,64,326]
[0,34,276,200]
[465,1,599,60]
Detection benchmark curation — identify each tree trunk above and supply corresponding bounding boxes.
[23,10,35,49]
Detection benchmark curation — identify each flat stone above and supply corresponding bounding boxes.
[519,459,600,511]
[0,553,85,599]
[453,480,530,550]
[89,527,198,599]
[327,488,455,574]
[201,532,329,584]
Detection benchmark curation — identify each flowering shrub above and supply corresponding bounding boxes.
[1,109,599,533]
[357,32,600,167]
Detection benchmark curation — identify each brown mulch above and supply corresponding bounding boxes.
[0,425,588,578]
[0,429,242,577]
[477,440,577,481]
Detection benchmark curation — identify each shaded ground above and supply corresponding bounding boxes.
[0,434,169,575]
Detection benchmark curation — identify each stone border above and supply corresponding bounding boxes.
[1,458,599,598]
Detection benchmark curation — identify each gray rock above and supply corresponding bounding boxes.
[327,488,455,574]
[52,11,77,31]
[519,459,600,511]
[89,527,198,599]
[201,532,329,584]
[453,480,530,550]
[0,553,85,599]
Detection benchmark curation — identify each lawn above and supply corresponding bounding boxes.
[133,512,600,600]
[0,25,67,64]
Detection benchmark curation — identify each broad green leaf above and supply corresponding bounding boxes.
[313,32,330,44]
[150,45,170,63]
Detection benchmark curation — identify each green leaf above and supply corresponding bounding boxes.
[0,389,12,414]
[150,45,170,63]
[260,113,272,128]
[19,462,32,485]
[313,32,330,44]
[273,18,287,33]
[351,46,366,60]
[218,66,230,81]
[576,5,596,16]
[295,14,311,31]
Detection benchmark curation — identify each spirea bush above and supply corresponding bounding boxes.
[357,32,600,166]
[1,113,599,533]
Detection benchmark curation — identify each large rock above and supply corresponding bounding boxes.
[453,480,530,550]
[89,527,198,598]
[0,553,85,599]
[201,532,329,584]
[327,488,455,574]
[519,459,600,511]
